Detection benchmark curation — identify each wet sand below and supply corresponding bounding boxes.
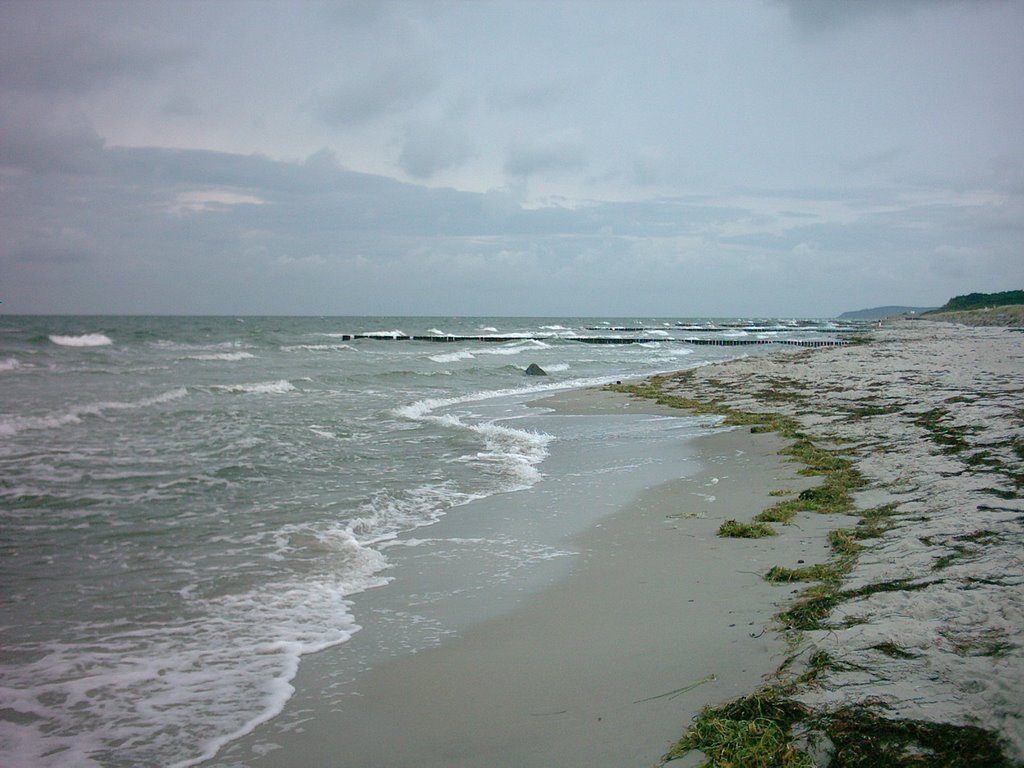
[205,321,1023,767]
[216,395,848,768]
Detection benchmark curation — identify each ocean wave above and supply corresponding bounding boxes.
[0,357,22,372]
[184,352,256,361]
[396,390,553,495]
[0,388,188,437]
[447,416,552,490]
[429,349,475,364]
[427,341,548,364]
[282,344,355,353]
[49,333,113,347]
[345,484,484,546]
[210,380,296,395]
[0,571,372,768]
[481,340,549,355]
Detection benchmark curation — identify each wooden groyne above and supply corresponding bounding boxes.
[336,333,849,348]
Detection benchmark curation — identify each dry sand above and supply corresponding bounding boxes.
[652,319,1023,763]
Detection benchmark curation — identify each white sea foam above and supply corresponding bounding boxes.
[460,417,552,489]
[0,573,372,768]
[211,380,296,395]
[49,333,113,347]
[0,357,22,371]
[282,344,355,352]
[397,390,553,495]
[429,349,475,363]
[0,388,188,437]
[185,352,255,361]
[483,340,549,355]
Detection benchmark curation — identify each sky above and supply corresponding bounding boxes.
[1,0,1022,317]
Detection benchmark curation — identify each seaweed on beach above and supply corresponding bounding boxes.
[664,690,813,768]
[718,519,776,538]
[607,377,800,436]
[777,586,843,631]
[913,407,976,454]
[764,563,841,584]
[818,706,1014,768]
[611,362,1021,767]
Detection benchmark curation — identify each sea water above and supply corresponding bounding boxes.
[0,315,850,767]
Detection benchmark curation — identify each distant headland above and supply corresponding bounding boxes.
[840,290,1024,326]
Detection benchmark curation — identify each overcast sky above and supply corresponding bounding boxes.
[1,0,1022,317]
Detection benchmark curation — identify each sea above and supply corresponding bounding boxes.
[0,315,853,768]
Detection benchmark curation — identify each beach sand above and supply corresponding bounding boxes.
[210,320,1022,767]
[647,319,1024,764]
[211,391,849,768]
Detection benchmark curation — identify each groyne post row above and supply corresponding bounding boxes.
[336,334,849,348]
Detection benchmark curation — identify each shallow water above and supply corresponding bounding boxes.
[0,315,849,767]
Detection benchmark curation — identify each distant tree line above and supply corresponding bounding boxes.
[926,290,1024,314]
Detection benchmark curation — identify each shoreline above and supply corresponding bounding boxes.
[624,320,1023,766]
[207,388,848,767]
[204,320,1022,767]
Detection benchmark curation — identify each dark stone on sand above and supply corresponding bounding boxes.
[525,363,547,376]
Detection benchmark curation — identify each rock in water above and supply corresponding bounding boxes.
[525,363,547,376]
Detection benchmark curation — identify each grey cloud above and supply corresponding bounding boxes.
[776,0,1001,34]
[3,133,1020,315]
[327,0,389,26]
[398,122,473,178]
[161,94,203,118]
[0,103,105,174]
[0,25,186,95]
[504,136,587,178]
[315,59,438,126]
[487,79,571,111]
[844,146,911,173]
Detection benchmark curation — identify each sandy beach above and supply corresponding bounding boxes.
[209,389,850,767]
[207,319,1023,768]
[637,318,1024,766]
[268,428,849,768]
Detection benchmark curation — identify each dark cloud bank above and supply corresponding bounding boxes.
[2,125,1019,316]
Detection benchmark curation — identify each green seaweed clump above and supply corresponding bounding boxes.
[765,563,840,584]
[719,519,776,538]
[777,587,842,631]
[665,692,812,767]
[821,706,1013,767]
